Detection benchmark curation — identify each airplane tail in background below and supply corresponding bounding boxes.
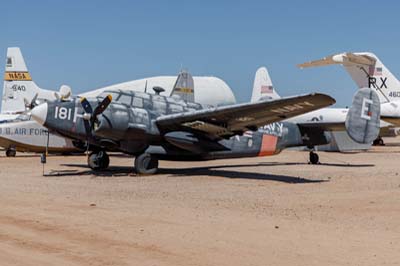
[251,67,280,102]
[345,87,381,144]
[2,47,42,114]
[298,52,400,104]
[170,70,195,102]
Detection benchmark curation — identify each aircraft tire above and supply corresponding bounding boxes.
[373,136,385,146]
[88,151,109,170]
[135,153,158,175]
[309,151,319,165]
[6,148,16,157]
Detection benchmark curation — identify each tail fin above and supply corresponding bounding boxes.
[250,67,280,102]
[2,47,41,113]
[298,52,400,103]
[345,87,380,144]
[170,70,194,102]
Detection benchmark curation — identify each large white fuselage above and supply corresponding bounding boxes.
[285,108,348,124]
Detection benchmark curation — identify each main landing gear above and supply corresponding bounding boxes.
[373,136,385,146]
[5,147,16,157]
[86,151,159,174]
[134,153,159,175]
[88,151,110,170]
[309,151,320,165]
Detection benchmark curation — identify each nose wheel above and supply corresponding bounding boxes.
[88,151,110,170]
[309,151,319,165]
[134,153,159,175]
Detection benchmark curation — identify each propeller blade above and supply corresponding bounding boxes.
[79,97,94,138]
[24,98,30,108]
[31,93,39,107]
[24,93,39,110]
[83,119,92,135]
[93,95,112,117]
[80,97,93,114]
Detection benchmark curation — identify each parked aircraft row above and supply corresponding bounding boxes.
[0,48,235,156]
[0,47,393,173]
[298,52,400,144]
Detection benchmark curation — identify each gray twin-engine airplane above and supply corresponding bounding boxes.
[30,71,380,174]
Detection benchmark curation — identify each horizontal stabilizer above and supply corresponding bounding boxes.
[298,53,376,68]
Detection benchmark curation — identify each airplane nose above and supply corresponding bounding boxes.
[31,103,48,125]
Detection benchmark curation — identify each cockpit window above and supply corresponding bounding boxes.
[134,91,150,100]
[118,94,132,105]
[98,91,120,101]
[132,97,143,108]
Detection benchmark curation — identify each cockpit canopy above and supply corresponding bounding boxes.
[96,89,202,114]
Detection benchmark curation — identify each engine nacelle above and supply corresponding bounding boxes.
[94,106,129,140]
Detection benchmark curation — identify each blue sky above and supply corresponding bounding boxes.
[2,0,400,106]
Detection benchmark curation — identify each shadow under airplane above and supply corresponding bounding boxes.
[44,161,374,184]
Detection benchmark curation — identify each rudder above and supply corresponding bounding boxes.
[2,47,41,113]
[251,67,280,102]
[345,87,380,144]
[170,70,195,102]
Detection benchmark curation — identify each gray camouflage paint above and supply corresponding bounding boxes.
[41,89,310,160]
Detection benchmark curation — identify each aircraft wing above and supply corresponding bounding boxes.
[156,93,335,139]
[297,53,376,68]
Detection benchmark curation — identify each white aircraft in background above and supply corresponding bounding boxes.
[250,66,375,161]
[298,52,400,145]
[0,47,236,156]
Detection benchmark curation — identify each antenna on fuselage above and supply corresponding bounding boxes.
[144,80,148,93]
[153,86,165,95]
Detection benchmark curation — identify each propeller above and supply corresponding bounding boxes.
[24,93,39,110]
[80,94,112,136]
[79,94,112,158]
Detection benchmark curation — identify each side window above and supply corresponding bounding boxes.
[153,100,167,114]
[119,94,132,105]
[143,98,151,109]
[135,92,150,100]
[132,97,143,108]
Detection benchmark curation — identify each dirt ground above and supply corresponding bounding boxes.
[0,141,400,266]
